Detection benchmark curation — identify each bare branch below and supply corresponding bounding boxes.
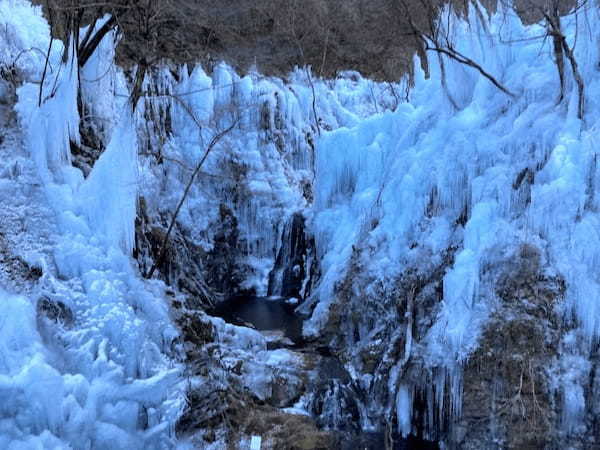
[425,42,516,97]
[78,14,117,67]
[541,2,586,119]
[39,0,55,107]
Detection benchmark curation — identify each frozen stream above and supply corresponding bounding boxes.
[211,296,439,450]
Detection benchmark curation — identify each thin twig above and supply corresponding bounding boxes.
[39,0,54,107]
[425,43,516,98]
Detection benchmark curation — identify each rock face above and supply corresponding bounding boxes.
[308,238,587,448]
[314,243,460,439]
[36,296,74,326]
[268,212,314,299]
[134,196,215,308]
[204,204,247,298]
[458,245,566,449]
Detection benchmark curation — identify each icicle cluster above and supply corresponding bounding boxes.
[305,0,600,440]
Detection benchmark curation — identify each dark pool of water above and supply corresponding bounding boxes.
[211,296,304,342]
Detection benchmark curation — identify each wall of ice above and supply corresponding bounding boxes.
[136,62,404,295]
[303,0,600,440]
[1,2,182,449]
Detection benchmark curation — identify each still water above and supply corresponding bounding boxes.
[211,296,439,450]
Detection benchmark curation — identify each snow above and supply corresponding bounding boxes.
[0,288,67,448]
[0,0,53,82]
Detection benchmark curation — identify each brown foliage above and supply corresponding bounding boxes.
[33,0,449,81]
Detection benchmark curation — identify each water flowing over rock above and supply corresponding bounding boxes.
[268,212,314,300]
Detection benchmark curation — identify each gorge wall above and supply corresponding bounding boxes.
[1,1,600,449]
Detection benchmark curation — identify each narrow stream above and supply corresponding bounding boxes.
[211,296,439,450]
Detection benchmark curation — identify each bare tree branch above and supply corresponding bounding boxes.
[78,14,117,67]
[542,5,586,119]
[425,42,516,97]
[39,0,55,106]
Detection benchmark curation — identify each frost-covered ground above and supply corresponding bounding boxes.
[0,81,55,293]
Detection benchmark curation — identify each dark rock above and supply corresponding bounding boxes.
[175,312,215,361]
[0,231,44,284]
[134,196,215,308]
[268,212,316,300]
[204,203,246,297]
[0,79,9,104]
[458,244,566,449]
[270,372,305,408]
[36,297,74,327]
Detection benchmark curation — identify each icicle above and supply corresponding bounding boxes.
[78,108,138,253]
[396,384,413,437]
